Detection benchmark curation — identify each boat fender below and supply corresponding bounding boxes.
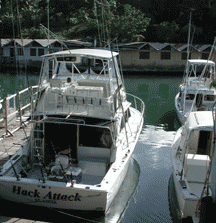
[199,196,213,223]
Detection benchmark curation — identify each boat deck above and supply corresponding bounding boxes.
[27,167,103,185]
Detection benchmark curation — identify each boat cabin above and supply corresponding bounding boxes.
[179,89,216,109]
[179,111,213,183]
[28,49,129,184]
[186,59,215,80]
[36,49,126,119]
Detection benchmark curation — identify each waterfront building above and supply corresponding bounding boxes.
[0,39,215,72]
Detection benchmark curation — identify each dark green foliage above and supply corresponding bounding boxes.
[0,0,215,43]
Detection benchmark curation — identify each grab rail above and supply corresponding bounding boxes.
[0,85,38,136]
[126,93,145,117]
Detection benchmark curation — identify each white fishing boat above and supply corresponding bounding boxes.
[171,108,216,222]
[0,48,144,213]
[175,59,216,124]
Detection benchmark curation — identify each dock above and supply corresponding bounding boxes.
[0,86,48,222]
[0,122,31,165]
[0,85,38,165]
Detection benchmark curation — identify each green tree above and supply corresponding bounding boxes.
[64,0,150,43]
[153,21,179,42]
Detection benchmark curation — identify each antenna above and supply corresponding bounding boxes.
[47,0,50,54]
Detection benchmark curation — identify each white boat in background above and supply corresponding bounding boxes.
[0,48,144,213]
[171,107,216,222]
[175,59,216,124]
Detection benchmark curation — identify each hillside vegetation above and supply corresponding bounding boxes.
[0,0,215,44]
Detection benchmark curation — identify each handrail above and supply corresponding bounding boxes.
[126,93,145,117]
[0,85,39,136]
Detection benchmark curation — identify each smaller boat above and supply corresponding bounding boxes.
[171,108,216,222]
[175,59,216,123]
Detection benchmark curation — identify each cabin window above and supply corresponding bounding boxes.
[181,52,191,60]
[139,52,150,59]
[161,52,171,60]
[79,126,112,148]
[38,48,44,56]
[197,131,212,155]
[185,94,195,100]
[188,130,213,155]
[30,48,36,56]
[204,95,214,101]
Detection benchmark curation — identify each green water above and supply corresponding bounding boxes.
[124,73,182,131]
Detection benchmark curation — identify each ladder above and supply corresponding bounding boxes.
[32,118,44,164]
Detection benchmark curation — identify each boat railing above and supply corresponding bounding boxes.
[213,102,216,136]
[0,86,38,136]
[126,93,145,117]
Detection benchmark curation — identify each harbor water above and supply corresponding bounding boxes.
[0,70,183,222]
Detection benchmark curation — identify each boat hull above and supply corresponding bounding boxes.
[175,92,186,124]
[0,149,133,213]
[0,177,107,211]
[172,172,199,219]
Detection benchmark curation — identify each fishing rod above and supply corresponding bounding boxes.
[50,141,69,183]
[36,148,46,183]
[1,140,20,181]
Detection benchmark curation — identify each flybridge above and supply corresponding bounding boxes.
[43,48,119,59]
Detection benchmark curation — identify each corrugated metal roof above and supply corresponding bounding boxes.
[194,44,212,52]
[173,43,198,52]
[1,39,215,53]
[0,39,11,46]
[1,39,32,47]
[0,38,91,48]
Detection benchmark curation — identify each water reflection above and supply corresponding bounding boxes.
[124,73,182,131]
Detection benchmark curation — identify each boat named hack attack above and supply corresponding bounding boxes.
[0,48,144,214]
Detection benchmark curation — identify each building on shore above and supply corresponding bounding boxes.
[0,39,215,72]
[0,39,92,69]
[117,42,215,72]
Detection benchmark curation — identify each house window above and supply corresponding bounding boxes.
[30,48,36,56]
[17,48,24,56]
[10,48,15,57]
[202,53,209,59]
[139,51,150,59]
[161,52,171,60]
[38,48,44,56]
[181,52,191,60]
[204,95,214,101]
